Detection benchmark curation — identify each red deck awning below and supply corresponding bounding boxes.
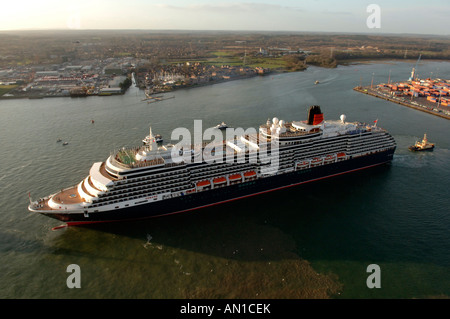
[213,177,227,184]
[197,180,211,187]
[244,171,256,177]
[229,174,242,180]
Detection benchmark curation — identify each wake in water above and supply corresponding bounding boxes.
[143,234,153,249]
[392,153,434,168]
[314,72,339,85]
[392,148,450,169]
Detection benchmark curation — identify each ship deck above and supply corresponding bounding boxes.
[99,162,117,181]
[51,186,84,205]
[35,198,54,211]
[32,186,83,211]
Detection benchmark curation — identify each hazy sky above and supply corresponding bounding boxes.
[0,0,448,35]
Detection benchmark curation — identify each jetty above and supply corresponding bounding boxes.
[354,86,450,120]
[142,92,175,104]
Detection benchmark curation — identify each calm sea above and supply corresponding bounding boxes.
[0,61,449,299]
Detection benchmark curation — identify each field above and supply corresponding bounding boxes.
[201,51,287,69]
[1,30,449,72]
[0,85,18,96]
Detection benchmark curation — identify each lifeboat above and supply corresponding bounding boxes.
[337,152,346,161]
[311,157,322,165]
[213,177,227,184]
[244,171,257,180]
[229,173,242,181]
[296,161,310,168]
[197,180,211,188]
[324,154,336,162]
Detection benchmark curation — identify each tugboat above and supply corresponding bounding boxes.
[143,127,163,145]
[409,134,435,152]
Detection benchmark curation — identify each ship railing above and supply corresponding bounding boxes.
[165,161,186,168]
[131,157,165,168]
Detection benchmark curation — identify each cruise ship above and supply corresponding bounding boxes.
[28,106,396,227]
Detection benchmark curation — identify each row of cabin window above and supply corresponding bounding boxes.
[112,172,189,190]
[115,168,188,184]
[93,186,189,205]
[100,180,191,198]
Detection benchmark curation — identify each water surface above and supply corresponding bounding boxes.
[1,61,449,299]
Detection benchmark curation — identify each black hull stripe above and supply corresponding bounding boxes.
[42,149,395,226]
[66,160,389,227]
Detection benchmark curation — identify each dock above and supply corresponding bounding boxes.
[354,86,450,120]
[142,91,175,104]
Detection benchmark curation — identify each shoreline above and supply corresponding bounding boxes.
[2,58,449,101]
[353,86,450,120]
[1,71,281,101]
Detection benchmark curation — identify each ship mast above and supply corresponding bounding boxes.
[147,126,157,151]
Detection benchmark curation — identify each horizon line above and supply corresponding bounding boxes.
[0,28,448,38]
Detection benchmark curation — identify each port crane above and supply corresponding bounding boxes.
[409,54,421,81]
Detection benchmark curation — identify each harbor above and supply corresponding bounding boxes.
[1,61,449,299]
[353,84,450,120]
[353,56,450,120]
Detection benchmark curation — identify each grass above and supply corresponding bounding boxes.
[104,69,123,75]
[205,55,242,67]
[246,57,287,69]
[170,52,289,70]
[117,149,136,165]
[204,51,288,69]
[210,51,232,57]
[116,52,133,57]
[0,84,18,96]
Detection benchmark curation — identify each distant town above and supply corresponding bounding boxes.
[1,30,449,99]
[0,55,280,99]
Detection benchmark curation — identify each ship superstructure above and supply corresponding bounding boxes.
[29,106,396,226]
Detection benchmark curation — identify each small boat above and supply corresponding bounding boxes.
[324,154,335,162]
[57,138,62,142]
[296,161,310,169]
[409,134,435,152]
[155,134,163,144]
[315,80,320,85]
[311,157,323,166]
[215,122,228,130]
[62,142,69,146]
